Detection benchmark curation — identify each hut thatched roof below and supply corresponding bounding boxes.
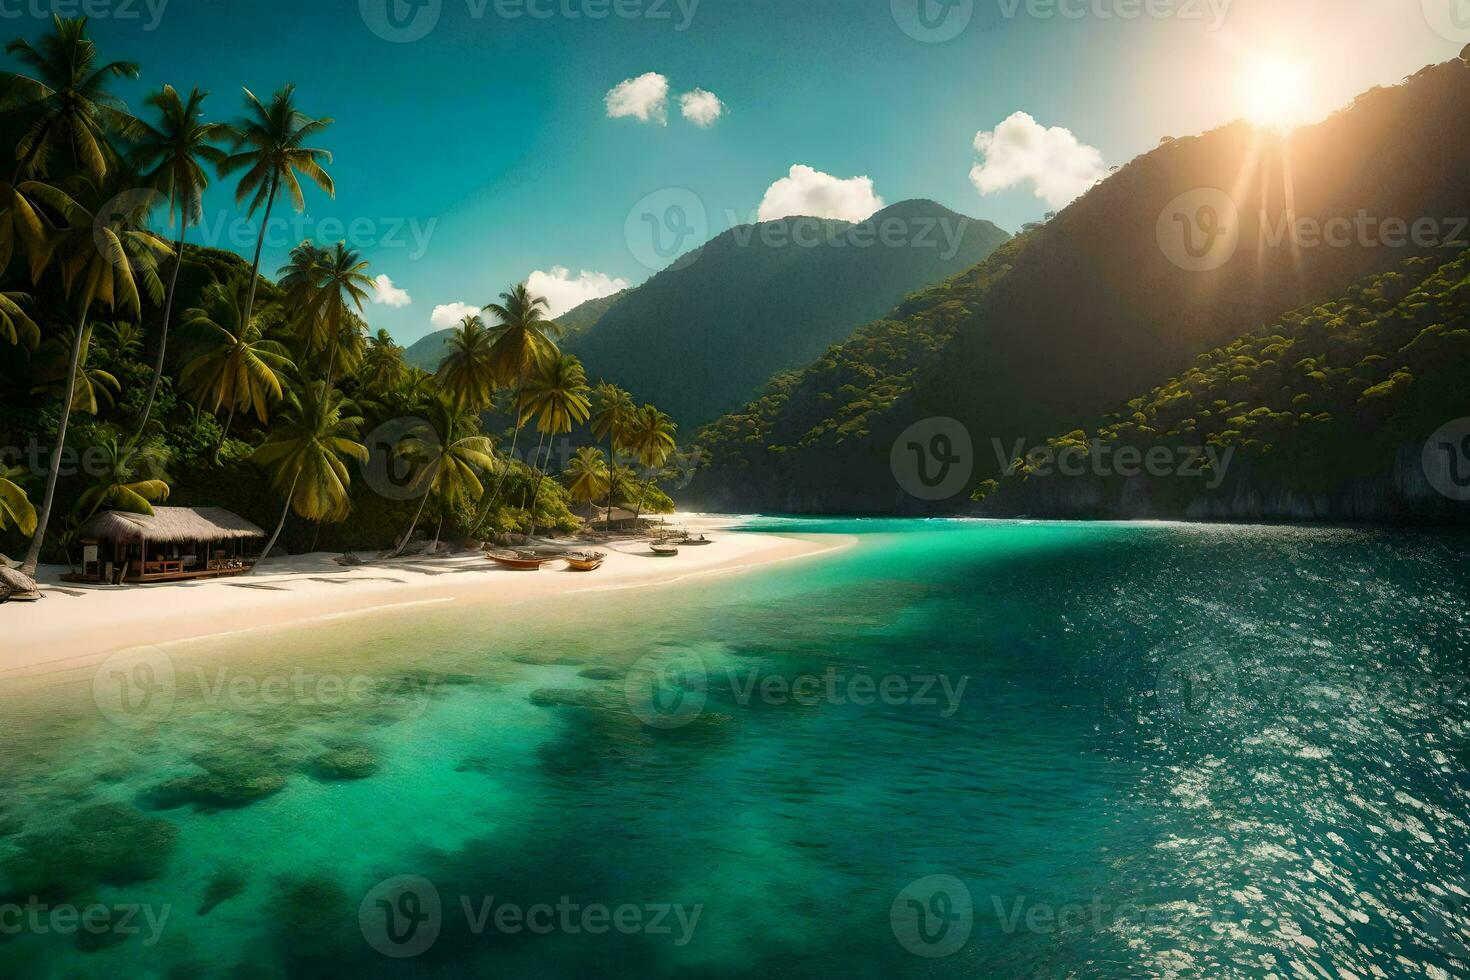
[77,507,265,544]
[570,502,640,525]
[0,565,40,596]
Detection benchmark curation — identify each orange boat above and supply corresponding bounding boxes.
[487,551,556,571]
[563,551,606,572]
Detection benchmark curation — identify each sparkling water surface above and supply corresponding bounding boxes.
[1,519,1468,978]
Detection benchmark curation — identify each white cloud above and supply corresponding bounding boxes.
[757,165,886,223]
[679,89,725,128]
[526,267,630,319]
[431,302,479,329]
[605,72,670,125]
[370,274,412,308]
[969,111,1106,210]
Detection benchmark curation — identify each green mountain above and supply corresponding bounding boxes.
[567,200,1011,429]
[402,289,627,373]
[689,57,1470,516]
[974,249,1470,522]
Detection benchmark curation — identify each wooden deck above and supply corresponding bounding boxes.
[63,564,255,585]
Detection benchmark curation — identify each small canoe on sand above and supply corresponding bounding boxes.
[564,551,606,572]
[487,551,556,571]
[650,543,680,557]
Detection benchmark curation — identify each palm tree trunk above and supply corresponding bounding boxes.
[526,431,555,538]
[605,436,618,529]
[22,303,90,575]
[212,401,238,463]
[430,514,444,553]
[392,489,432,558]
[135,218,188,438]
[521,430,547,509]
[472,375,528,535]
[240,176,278,333]
[250,470,302,575]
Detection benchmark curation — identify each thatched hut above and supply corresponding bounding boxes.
[72,507,266,583]
[571,502,641,529]
[0,565,41,602]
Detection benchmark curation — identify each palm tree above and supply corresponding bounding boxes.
[390,398,497,556]
[250,379,367,567]
[472,284,560,530]
[563,447,610,510]
[100,316,144,359]
[289,241,372,387]
[33,324,119,415]
[625,404,677,521]
[219,85,334,354]
[1,15,141,180]
[129,85,229,436]
[75,433,170,519]
[359,328,406,390]
[0,17,137,275]
[519,353,591,535]
[18,174,170,575]
[0,291,38,348]
[0,465,37,538]
[435,315,497,412]
[179,274,294,459]
[590,382,634,527]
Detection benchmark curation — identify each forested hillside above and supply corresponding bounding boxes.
[689,56,1470,516]
[568,199,1011,430]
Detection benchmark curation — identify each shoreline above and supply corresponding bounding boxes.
[3,515,855,681]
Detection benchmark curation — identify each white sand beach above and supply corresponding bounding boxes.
[2,515,851,680]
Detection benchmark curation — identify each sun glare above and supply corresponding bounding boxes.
[1239,57,1310,130]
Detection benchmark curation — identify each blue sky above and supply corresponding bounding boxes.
[2,0,1458,343]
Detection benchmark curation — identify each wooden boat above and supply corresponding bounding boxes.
[679,534,714,546]
[563,551,606,572]
[650,542,680,557]
[487,550,555,571]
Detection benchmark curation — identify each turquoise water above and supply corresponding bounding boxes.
[2,519,1469,978]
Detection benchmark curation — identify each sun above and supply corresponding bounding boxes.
[1238,57,1310,130]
